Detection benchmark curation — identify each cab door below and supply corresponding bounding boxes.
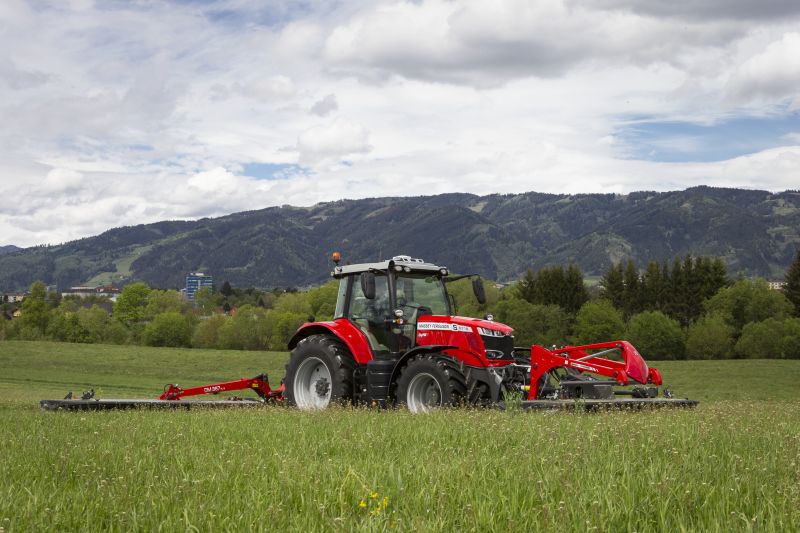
[345,272,394,356]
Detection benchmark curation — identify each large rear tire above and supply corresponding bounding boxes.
[285,335,355,409]
[395,354,466,413]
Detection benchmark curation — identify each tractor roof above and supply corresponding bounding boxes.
[331,255,447,278]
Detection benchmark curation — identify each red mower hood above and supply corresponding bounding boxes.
[617,341,650,384]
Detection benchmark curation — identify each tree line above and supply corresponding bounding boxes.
[452,250,800,360]
[2,249,799,360]
[0,280,337,352]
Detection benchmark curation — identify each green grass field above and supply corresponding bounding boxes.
[1,341,799,531]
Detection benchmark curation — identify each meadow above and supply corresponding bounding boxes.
[1,341,799,531]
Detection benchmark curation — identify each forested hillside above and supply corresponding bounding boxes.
[0,186,798,291]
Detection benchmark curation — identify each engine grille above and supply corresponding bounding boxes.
[481,333,514,360]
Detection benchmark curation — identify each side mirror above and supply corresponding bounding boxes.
[472,277,486,305]
[361,272,376,299]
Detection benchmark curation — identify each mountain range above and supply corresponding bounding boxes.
[0,245,20,256]
[1,186,798,292]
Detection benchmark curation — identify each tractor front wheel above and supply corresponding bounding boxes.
[285,335,354,409]
[395,354,466,413]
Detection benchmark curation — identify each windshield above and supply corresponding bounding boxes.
[395,274,449,317]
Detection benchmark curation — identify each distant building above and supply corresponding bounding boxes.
[768,281,787,291]
[186,272,213,300]
[3,293,26,303]
[61,285,121,302]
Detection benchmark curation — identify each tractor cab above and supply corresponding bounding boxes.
[331,255,468,355]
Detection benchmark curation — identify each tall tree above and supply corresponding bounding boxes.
[563,264,589,314]
[640,261,664,311]
[113,282,151,327]
[516,269,538,303]
[518,265,586,313]
[19,281,50,334]
[666,257,688,325]
[221,280,233,298]
[786,249,800,317]
[622,259,641,318]
[709,257,729,293]
[535,267,563,306]
[599,262,624,310]
[685,256,704,322]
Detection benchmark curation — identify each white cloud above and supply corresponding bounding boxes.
[0,0,800,247]
[40,168,84,193]
[233,75,295,102]
[187,167,240,194]
[322,0,747,86]
[725,32,800,104]
[297,119,371,166]
[783,132,800,143]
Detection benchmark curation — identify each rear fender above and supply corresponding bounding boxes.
[288,320,373,365]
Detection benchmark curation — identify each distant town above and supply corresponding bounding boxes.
[2,272,214,320]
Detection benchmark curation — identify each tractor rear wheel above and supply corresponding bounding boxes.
[395,354,467,413]
[285,335,355,409]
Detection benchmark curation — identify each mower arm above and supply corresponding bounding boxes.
[528,341,663,400]
[158,373,284,402]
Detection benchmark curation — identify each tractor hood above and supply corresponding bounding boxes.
[415,315,514,365]
[416,315,514,336]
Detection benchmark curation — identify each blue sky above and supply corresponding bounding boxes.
[619,113,800,162]
[242,162,305,180]
[1,0,800,246]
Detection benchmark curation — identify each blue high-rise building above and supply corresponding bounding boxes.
[185,272,213,300]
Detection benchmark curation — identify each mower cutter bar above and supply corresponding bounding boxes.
[518,397,699,411]
[39,398,267,411]
[40,372,284,411]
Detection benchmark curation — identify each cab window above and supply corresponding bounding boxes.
[395,274,449,322]
[347,274,391,352]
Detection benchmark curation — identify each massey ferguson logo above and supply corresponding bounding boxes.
[417,322,472,333]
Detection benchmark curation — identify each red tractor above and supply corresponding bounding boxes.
[285,254,696,412]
